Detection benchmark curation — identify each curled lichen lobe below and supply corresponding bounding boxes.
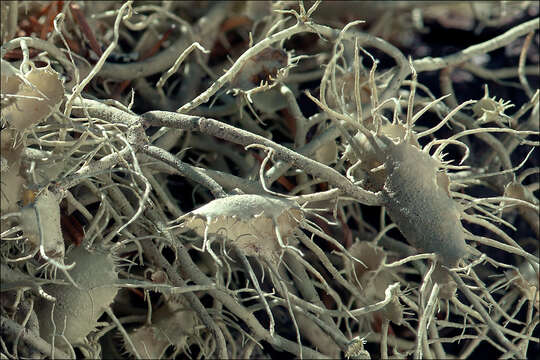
[183,194,303,259]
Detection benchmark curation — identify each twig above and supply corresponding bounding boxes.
[412,18,539,73]
[0,316,71,359]
[64,1,133,117]
[446,267,522,357]
[141,111,383,205]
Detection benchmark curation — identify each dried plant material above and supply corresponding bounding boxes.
[325,73,376,114]
[343,122,422,191]
[178,194,303,262]
[0,133,24,215]
[504,180,538,205]
[19,188,64,259]
[231,47,289,91]
[36,246,119,349]
[2,63,64,131]
[381,138,469,266]
[0,1,537,359]
[347,242,404,324]
[0,1,17,44]
[124,296,197,359]
[473,84,514,125]
[0,59,21,97]
[430,264,458,300]
[314,138,338,165]
[345,336,371,359]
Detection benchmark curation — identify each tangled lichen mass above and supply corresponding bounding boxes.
[1,1,539,359]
